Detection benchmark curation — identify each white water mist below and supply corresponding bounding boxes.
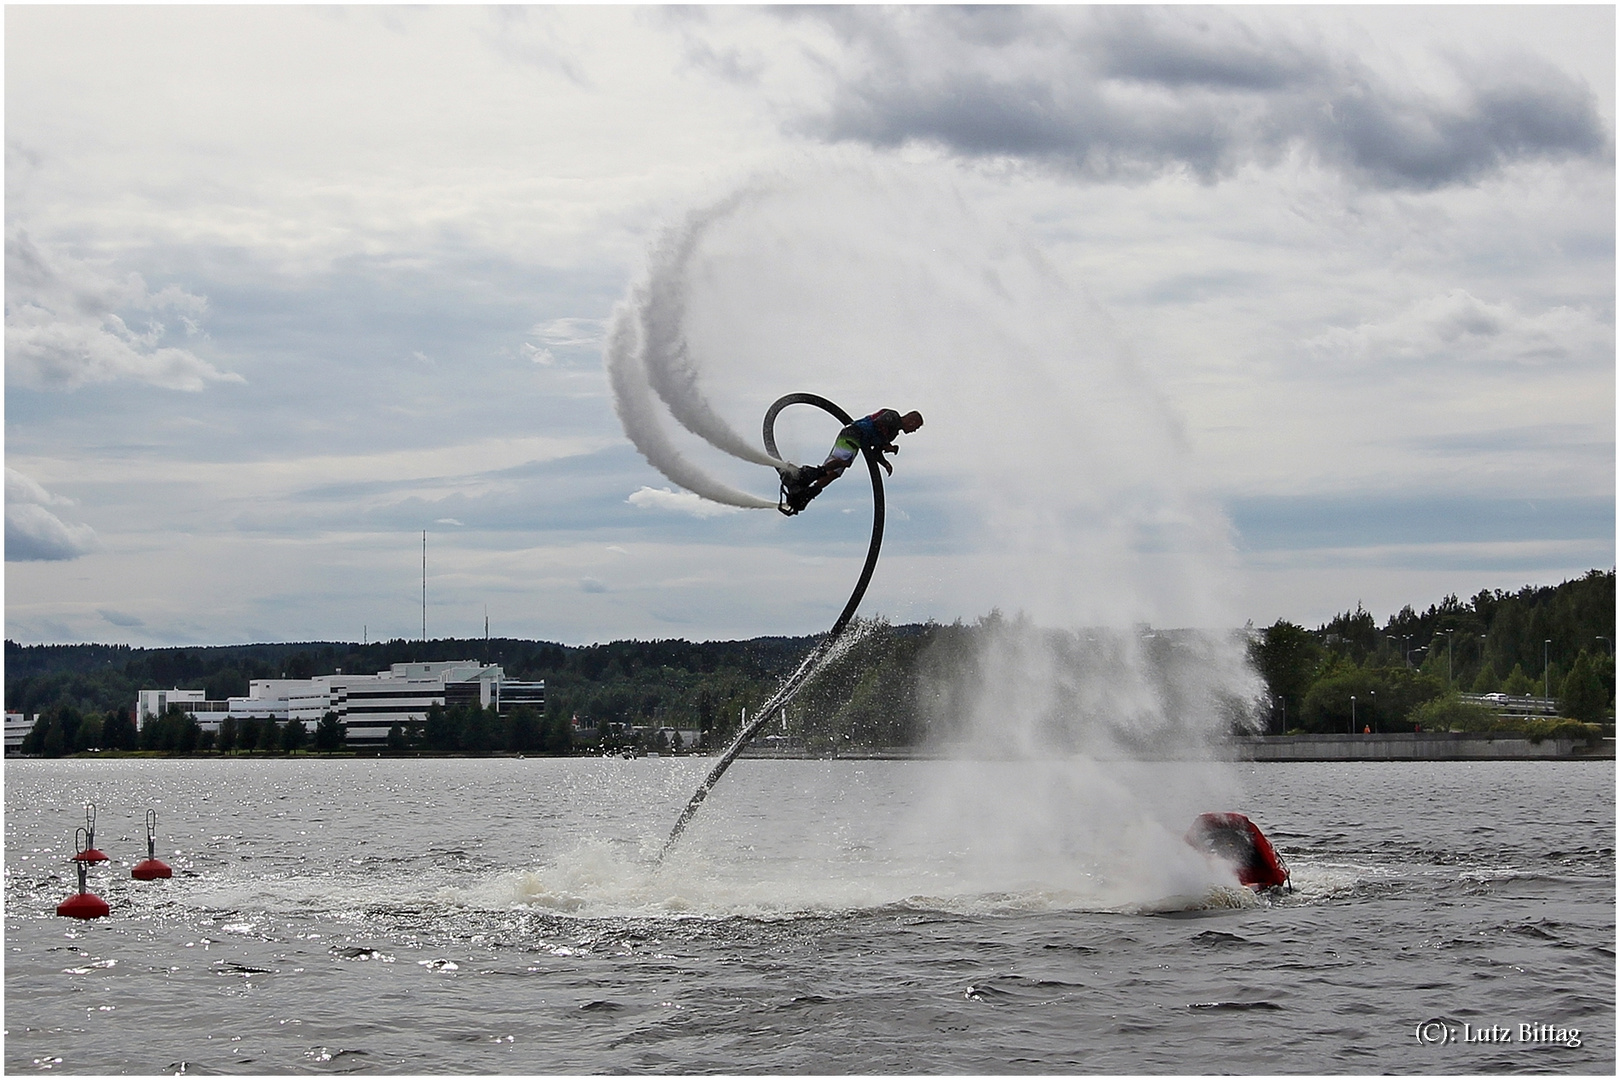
[605,189,794,510]
[613,163,1266,904]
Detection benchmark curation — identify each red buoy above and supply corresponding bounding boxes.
[58,836,110,919]
[131,809,172,880]
[57,890,111,920]
[73,804,108,863]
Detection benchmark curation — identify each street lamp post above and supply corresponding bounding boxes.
[1350,695,1357,735]
[1544,639,1553,701]
[1598,636,1612,656]
[1369,689,1376,734]
[1445,629,1455,687]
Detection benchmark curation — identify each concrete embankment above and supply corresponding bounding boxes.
[732,734,1615,762]
[1233,732,1614,762]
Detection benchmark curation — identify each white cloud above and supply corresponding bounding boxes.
[10,434,610,500]
[1305,289,1613,371]
[5,468,99,561]
[4,231,241,392]
[627,485,744,518]
[532,317,608,349]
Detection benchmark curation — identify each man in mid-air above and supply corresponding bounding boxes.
[778,408,924,515]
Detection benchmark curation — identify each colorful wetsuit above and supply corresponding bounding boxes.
[824,409,905,469]
[778,406,919,515]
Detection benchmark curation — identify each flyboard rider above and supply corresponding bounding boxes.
[778,408,924,515]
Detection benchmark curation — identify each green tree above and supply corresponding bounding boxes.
[385,723,408,754]
[1300,666,1380,733]
[1559,650,1610,722]
[75,712,105,750]
[458,706,496,753]
[237,718,261,752]
[1321,604,1379,661]
[138,705,165,750]
[313,711,345,751]
[423,703,456,751]
[257,717,281,752]
[137,705,201,753]
[1249,621,1322,734]
[1502,663,1535,696]
[507,707,543,753]
[1410,693,1497,732]
[544,712,574,754]
[103,708,138,750]
[217,716,238,753]
[281,718,307,753]
[22,707,71,756]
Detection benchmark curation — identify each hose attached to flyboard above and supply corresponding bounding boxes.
[657,393,885,862]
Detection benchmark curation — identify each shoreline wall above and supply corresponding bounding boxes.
[1232,732,1614,762]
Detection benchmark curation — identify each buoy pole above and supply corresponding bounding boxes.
[131,809,173,881]
[74,804,108,864]
[58,828,110,919]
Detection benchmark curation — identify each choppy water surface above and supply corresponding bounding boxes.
[4,757,1613,1074]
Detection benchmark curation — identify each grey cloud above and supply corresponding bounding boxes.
[99,609,145,628]
[795,7,1611,188]
[6,468,98,561]
[1089,8,1318,92]
[1309,60,1612,188]
[5,230,241,391]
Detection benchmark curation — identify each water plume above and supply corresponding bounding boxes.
[611,162,1266,901]
[604,303,774,509]
[605,188,793,511]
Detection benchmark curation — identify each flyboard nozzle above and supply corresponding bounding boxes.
[58,827,110,919]
[73,804,108,864]
[131,809,172,881]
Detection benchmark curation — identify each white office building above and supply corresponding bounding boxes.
[5,712,38,754]
[137,661,545,747]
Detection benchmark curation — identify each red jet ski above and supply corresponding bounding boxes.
[1186,812,1291,890]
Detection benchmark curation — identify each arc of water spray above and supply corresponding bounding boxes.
[658,393,886,862]
[605,306,776,509]
[606,188,802,512]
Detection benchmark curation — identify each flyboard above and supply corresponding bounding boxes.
[657,393,886,863]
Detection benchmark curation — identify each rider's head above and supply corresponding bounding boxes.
[900,410,924,433]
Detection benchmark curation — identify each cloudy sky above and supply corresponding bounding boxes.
[5,5,1614,648]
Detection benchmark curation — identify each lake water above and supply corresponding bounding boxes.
[4,756,1613,1074]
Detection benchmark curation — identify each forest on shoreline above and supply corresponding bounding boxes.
[7,570,1613,756]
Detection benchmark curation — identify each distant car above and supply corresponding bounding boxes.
[1483,693,1508,702]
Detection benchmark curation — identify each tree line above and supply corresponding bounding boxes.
[9,570,1613,756]
[1248,569,1614,734]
